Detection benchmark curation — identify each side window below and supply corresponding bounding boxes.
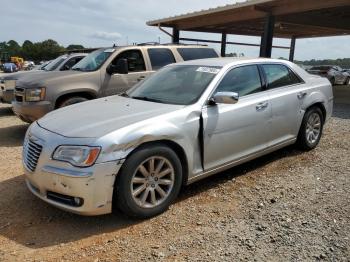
[61,56,84,71]
[215,65,263,97]
[177,48,218,61]
[262,64,301,89]
[147,48,176,70]
[112,50,146,72]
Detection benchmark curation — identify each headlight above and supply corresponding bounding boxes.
[52,146,101,167]
[25,87,46,102]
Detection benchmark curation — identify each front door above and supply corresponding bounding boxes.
[102,49,153,96]
[203,65,271,170]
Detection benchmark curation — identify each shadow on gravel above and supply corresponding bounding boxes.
[0,124,28,147]
[0,106,14,117]
[180,145,303,201]
[332,103,350,120]
[0,176,137,249]
[0,145,304,249]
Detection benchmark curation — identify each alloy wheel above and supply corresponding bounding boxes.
[131,156,175,208]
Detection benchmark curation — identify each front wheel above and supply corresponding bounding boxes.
[297,107,324,151]
[58,96,88,108]
[115,144,183,218]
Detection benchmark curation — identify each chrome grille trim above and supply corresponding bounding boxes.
[14,87,25,102]
[23,138,43,172]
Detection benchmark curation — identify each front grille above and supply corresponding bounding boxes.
[14,87,25,102]
[23,139,43,172]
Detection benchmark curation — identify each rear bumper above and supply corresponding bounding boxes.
[12,101,52,122]
[24,161,123,216]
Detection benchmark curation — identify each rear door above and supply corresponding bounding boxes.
[260,64,305,146]
[203,64,271,170]
[102,49,153,96]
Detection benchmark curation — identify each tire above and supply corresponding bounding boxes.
[114,144,183,218]
[58,96,88,108]
[345,77,350,86]
[297,107,324,151]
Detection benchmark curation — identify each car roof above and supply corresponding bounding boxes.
[172,57,293,67]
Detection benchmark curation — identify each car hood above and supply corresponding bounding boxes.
[1,70,42,81]
[37,95,184,138]
[15,70,87,88]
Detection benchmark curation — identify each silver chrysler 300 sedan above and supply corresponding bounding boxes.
[23,58,333,218]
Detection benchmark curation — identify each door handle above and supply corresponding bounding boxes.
[297,92,307,99]
[137,76,146,82]
[256,101,268,111]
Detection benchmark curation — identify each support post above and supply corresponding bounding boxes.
[259,15,275,58]
[289,37,296,62]
[172,28,180,43]
[221,33,227,57]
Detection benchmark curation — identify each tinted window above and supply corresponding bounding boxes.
[113,50,145,72]
[148,48,176,70]
[263,64,301,89]
[177,48,218,61]
[215,65,262,97]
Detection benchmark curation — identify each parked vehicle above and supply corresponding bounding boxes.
[0,54,86,104]
[307,65,350,85]
[3,62,18,73]
[12,44,219,123]
[22,58,333,217]
[23,61,35,71]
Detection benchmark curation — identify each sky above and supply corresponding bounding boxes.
[1,0,349,61]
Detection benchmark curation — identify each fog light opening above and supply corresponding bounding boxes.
[74,197,83,206]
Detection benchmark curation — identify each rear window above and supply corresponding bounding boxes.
[177,48,218,61]
[148,48,176,70]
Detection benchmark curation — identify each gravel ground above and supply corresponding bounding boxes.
[0,89,349,261]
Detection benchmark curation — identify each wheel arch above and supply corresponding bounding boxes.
[305,102,327,123]
[55,91,97,109]
[121,139,189,187]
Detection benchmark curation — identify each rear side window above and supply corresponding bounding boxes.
[177,48,218,61]
[148,48,176,70]
[215,65,263,97]
[262,64,302,89]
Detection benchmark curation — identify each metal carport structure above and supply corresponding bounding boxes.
[147,0,350,61]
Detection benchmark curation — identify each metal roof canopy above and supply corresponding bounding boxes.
[147,0,350,61]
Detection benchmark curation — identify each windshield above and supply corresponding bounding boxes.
[72,48,114,72]
[126,65,221,105]
[44,55,67,71]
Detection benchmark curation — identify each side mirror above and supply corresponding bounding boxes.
[107,59,128,75]
[210,92,239,105]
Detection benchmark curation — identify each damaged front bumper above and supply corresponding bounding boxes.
[24,160,124,216]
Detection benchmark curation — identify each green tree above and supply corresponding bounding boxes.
[66,44,85,50]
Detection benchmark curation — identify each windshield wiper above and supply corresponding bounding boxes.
[131,96,164,103]
[119,92,129,97]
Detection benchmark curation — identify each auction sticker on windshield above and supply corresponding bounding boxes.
[196,67,220,74]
